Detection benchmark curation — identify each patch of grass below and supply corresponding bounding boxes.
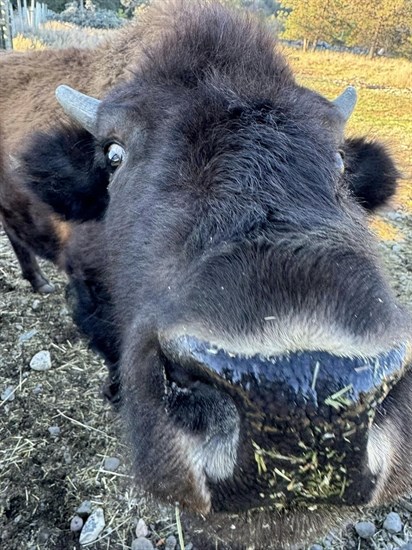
[12,21,111,51]
[12,33,46,51]
[283,47,412,90]
[370,218,403,242]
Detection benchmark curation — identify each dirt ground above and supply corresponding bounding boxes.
[1,207,412,550]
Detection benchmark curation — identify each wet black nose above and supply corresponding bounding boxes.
[160,334,408,508]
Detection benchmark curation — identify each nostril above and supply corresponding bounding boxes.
[162,352,204,389]
[161,351,239,436]
[159,346,241,484]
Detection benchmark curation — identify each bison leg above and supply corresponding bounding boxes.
[3,226,54,293]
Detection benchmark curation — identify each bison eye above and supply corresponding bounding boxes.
[335,151,345,174]
[105,143,125,170]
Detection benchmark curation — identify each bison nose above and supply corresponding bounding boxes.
[160,334,409,509]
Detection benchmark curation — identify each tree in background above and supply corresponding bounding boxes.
[280,0,412,58]
[119,0,148,18]
[343,0,412,58]
[280,0,349,51]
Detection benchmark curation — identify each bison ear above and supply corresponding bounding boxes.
[343,137,400,211]
[19,125,110,221]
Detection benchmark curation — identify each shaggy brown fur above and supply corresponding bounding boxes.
[0,2,399,293]
[0,22,143,152]
[60,3,409,549]
[0,125,71,291]
[0,22,140,288]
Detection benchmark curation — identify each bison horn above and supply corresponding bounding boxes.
[332,86,357,122]
[55,85,100,136]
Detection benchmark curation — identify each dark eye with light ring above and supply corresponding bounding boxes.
[105,143,125,170]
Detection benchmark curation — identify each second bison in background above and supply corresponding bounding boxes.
[1,1,411,549]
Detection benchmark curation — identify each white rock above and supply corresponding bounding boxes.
[30,350,51,371]
[132,538,154,550]
[383,511,403,534]
[76,500,92,517]
[355,521,376,539]
[135,518,149,538]
[70,516,84,532]
[104,456,120,472]
[1,386,15,402]
[79,508,105,545]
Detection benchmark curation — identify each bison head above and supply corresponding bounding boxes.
[52,2,411,546]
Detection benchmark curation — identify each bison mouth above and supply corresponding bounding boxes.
[158,335,409,513]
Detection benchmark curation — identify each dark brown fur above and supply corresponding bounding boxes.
[0,125,72,290]
[61,3,411,548]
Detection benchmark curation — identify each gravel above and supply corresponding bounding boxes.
[165,535,177,549]
[70,515,84,532]
[135,518,149,538]
[131,537,155,550]
[18,328,38,342]
[104,456,120,472]
[355,521,376,539]
[29,350,51,371]
[76,500,92,517]
[383,511,403,533]
[1,385,15,402]
[79,507,105,544]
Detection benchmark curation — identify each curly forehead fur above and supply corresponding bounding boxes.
[136,0,292,87]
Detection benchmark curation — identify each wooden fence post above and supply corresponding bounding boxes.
[0,0,13,50]
[16,0,23,33]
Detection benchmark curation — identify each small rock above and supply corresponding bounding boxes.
[79,508,105,544]
[135,518,148,538]
[355,521,376,539]
[30,350,51,371]
[165,535,177,550]
[185,544,193,550]
[18,329,38,343]
[1,386,15,402]
[131,538,154,550]
[310,545,323,550]
[76,500,92,517]
[63,450,72,464]
[383,511,403,534]
[400,544,412,550]
[70,516,84,532]
[32,384,43,395]
[32,299,40,310]
[48,426,60,437]
[104,456,120,472]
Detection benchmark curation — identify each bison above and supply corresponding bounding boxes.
[1,1,411,548]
